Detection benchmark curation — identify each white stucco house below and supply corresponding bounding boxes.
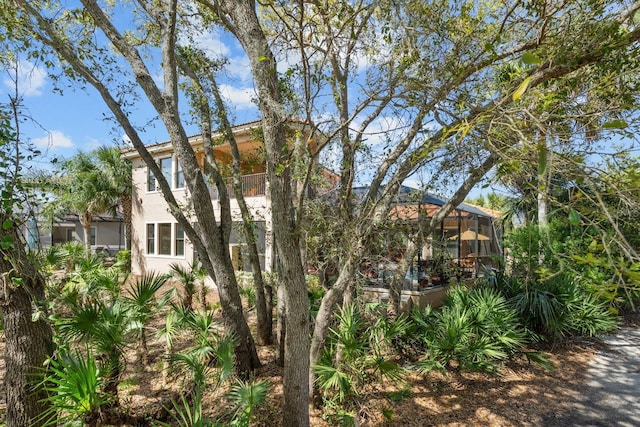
[122,120,321,276]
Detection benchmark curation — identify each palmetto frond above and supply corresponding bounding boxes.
[313,363,353,403]
[226,379,269,427]
[126,272,169,311]
[39,351,107,427]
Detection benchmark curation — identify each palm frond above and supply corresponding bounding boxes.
[313,363,353,403]
[226,379,269,427]
[39,351,107,426]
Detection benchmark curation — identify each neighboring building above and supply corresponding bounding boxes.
[25,212,125,254]
[50,213,125,255]
[123,120,320,276]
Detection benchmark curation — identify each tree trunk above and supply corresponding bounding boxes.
[309,259,357,402]
[207,71,273,346]
[138,328,149,367]
[121,194,132,250]
[245,235,272,345]
[81,210,92,253]
[276,279,286,367]
[216,2,311,424]
[0,228,54,427]
[199,280,208,310]
[537,135,549,266]
[537,136,549,230]
[207,243,261,376]
[387,239,418,319]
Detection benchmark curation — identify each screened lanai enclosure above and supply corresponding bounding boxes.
[360,187,503,308]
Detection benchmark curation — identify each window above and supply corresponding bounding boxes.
[66,228,74,242]
[148,157,185,191]
[146,222,186,257]
[90,227,97,246]
[147,167,157,192]
[158,223,172,255]
[146,224,155,254]
[175,160,185,188]
[175,224,185,256]
[160,157,172,187]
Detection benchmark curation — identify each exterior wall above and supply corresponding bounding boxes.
[76,222,124,252]
[129,155,272,276]
[50,220,123,254]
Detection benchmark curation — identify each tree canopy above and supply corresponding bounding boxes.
[1,0,639,425]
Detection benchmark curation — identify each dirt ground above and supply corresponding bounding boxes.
[1,293,636,426]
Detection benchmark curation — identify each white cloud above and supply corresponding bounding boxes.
[84,137,103,150]
[358,115,407,147]
[32,130,74,150]
[225,55,252,82]
[192,31,232,58]
[2,60,47,97]
[219,84,256,110]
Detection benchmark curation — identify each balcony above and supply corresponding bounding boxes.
[210,173,267,200]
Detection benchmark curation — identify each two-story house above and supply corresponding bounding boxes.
[123,120,317,276]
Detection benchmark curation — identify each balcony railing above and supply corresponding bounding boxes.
[210,173,267,200]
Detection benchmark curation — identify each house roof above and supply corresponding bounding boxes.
[56,212,124,223]
[121,118,318,159]
[353,185,501,219]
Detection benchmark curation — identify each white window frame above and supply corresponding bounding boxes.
[175,159,185,189]
[145,222,186,258]
[158,223,172,256]
[175,223,185,256]
[147,156,186,192]
[147,167,157,192]
[146,223,155,254]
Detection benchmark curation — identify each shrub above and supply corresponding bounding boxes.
[414,285,531,374]
[314,303,407,405]
[483,270,618,340]
[39,351,107,426]
[115,249,131,273]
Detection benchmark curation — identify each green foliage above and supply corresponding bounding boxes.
[161,391,215,427]
[115,249,131,273]
[307,275,325,319]
[42,244,66,271]
[314,303,408,405]
[484,270,618,340]
[160,379,268,427]
[170,262,199,311]
[226,379,269,427]
[60,240,88,270]
[39,351,107,426]
[503,155,640,309]
[167,307,235,392]
[414,286,531,374]
[236,272,256,309]
[124,272,169,363]
[126,272,168,313]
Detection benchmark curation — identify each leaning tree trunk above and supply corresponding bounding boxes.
[276,280,286,367]
[208,70,273,346]
[387,239,418,319]
[218,2,311,424]
[0,226,54,427]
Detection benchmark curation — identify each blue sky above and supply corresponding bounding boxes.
[0,24,262,166]
[3,12,636,199]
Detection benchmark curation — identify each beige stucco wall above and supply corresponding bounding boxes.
[129,156,271,276]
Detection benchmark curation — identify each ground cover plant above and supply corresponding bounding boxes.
[0,241,635,426]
